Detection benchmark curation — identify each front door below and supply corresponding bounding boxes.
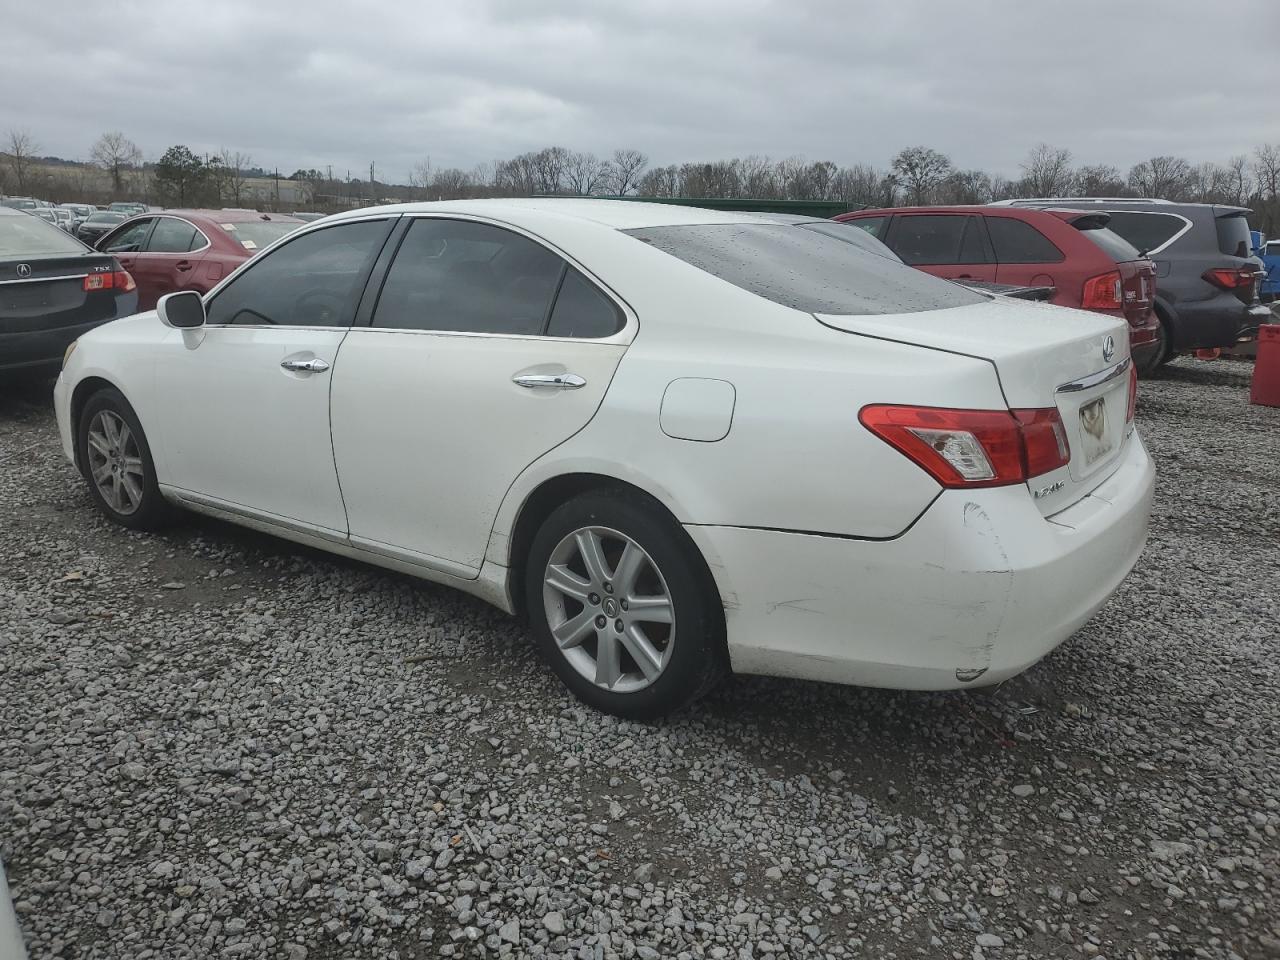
[152,217,396,537]
[96,216,154,288]
[329,216,630,575]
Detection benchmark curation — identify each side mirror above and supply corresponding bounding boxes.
[158,290,206,329]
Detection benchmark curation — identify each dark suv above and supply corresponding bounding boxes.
[993,199,1269,365]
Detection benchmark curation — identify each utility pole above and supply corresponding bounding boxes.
[370,161,376,203]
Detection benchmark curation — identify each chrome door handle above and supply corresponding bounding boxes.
[281,357,330,373]
[512,373,586,390]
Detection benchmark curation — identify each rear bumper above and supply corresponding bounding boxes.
[686,433,1154,690]
[1170,297,1270,349]
[0,308,133,372]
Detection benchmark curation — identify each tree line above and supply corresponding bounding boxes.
[5,128,1279,233]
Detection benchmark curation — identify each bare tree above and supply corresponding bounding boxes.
[1224,155,1251,206]
[1187,162,1232,203]
[1127,155,1193,199]
[5,129,39,193]
[1019,144,1074,197]
[891,146,952,205]
[830,163,882,207]
[1073,164,1128,197]
[937,169,994,204]
[606,149,648,195]
[564,151,607,195]
[90,132,142,195]
[1253,143,1280,201]
[211,149,252,206]
[636,164,680,197]
[432,168,473,200]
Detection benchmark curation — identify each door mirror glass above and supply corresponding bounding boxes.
[158,290,206,329]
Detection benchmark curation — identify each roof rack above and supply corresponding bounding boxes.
[991,197,1174,206]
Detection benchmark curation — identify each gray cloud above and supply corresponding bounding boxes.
[3,0,1277,183]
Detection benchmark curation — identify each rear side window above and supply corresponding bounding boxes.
[1214,213,1252,259]
[1076,225,1141,263]
[373,218,564,335]
[147,218,201,253]
[845,216,886,239]
[889,215,969,265]
[546,268,623,338]
[1100,212,1186,255]
[985,217,1063,263]
[625,222,986,315]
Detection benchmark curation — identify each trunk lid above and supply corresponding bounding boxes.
[0,254,121,333]
[817,296,1132,515]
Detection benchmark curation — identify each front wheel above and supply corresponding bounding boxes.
[77,387,174,530]
[525,489,727,720]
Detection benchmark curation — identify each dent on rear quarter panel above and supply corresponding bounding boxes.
[952,501,1014,676]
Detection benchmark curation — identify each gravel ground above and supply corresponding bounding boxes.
[1,359,1278,960]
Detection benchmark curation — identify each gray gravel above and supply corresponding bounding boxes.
[1,358,1278,959]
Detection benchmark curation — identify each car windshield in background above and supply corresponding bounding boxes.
[1215,213,1252,259]
[220,221,301,251]
[625,222,986,315]
[0,213,87,256]
[85,212,126,226]
[1077,225,1142,263]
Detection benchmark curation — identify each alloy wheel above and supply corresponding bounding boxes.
[86,410,144,516]
[542,526,675,693]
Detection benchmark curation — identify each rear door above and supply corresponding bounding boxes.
[130,216,209,311]
[884,214,997,282]
[986,215,1066,291]
[329,216,630,576]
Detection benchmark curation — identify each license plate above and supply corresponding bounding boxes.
[1079,396,1112,465]
[4,288,49,310]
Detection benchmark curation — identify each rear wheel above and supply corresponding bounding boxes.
[77,388,174,530]
[1150,309,1176,370]
[525,489,726,720]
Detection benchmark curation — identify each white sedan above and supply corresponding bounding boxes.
[54,199,1154,719]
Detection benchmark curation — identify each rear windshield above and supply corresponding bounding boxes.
[0,214,87,256]
[1076,224,1142,263]
[1215,213,1253,259]
[624,222,986,315]
[220,220,302,251]
[1100,211,1187,255]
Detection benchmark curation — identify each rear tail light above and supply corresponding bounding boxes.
[83,270,136,293]
[1126,364,1138,423]
[859,405,1070,489]
[1202,267,1256,291]
[1081,270,1123,310]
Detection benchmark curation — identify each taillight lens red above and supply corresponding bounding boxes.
[83,270,136,293]
[1202,267,1256,291]
[1081,270,1123,309]
[1126,364,1138,423]
[859,405,1071,489]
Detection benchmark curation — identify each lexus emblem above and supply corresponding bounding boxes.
[16,263,31,279]
[1102,335,1115,362]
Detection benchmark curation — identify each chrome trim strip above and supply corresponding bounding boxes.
[0,273,89,285]
[1056,357,1131,394]
[165,488,349,545]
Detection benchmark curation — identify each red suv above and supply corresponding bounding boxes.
[95,210,304,312]
[836,206,1160,371]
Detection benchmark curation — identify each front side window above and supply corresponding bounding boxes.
[147,218,202,253]
[373,219,565,335]
[205,220,389,327]
[985,217,1064,264]
[888,215,970,265]
[627,222,986,315]
[101,219,153,253]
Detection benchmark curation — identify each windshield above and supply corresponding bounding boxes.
[0,213,87,256]
[219,220,302,251]
[86,212,126,225]
[624,222,985,315]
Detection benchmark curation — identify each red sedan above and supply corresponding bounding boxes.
[836,206,1161,372]
[95,210,305,311]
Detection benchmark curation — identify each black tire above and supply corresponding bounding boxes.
[77,387,174,531]
[1151,309,1177,370]
[525,488,727,721]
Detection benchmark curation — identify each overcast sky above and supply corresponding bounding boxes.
[3,0,1278,184]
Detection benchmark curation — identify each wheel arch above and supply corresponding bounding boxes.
[69,374,132,473]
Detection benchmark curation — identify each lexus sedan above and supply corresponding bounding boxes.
[54,199,1154,719]
[1,205,138,377]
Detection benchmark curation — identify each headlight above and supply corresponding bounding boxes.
[62,339,78,369]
